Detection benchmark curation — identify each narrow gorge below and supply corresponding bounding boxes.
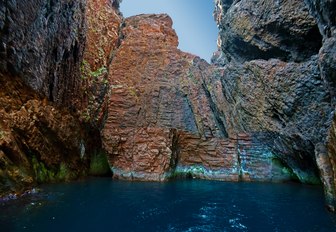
[0,0,336,214]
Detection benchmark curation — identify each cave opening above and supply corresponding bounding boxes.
[120,0,218,62]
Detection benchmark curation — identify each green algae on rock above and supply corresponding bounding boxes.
[0,73,89,196]
[89,152,112,176]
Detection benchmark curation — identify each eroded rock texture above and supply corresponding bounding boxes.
[213,0,322,64]
[0,73,88,196]
[212,0,336,210]
[0,0,123,196]
[101,14,301,182]
[0,0,86,108]
[322,112,336,210]
[304,0,336,38]
[1,0,336,213]
[216,58,331,183]
[100,0,336,211]
[304,0,336,102]
[80,0,122,125]
[0,0,95,196]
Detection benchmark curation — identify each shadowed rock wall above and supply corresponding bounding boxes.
[213,0,322,64]
[0,73,88,196]
[213,0,336,210]
[0,0,86,108]
[0,0,124,197]
[0,0,89,196]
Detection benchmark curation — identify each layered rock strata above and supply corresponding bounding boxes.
[1,0,336,213]
[0,73,88,196]
[80,0,122,125]
[100,1,336,211]
[101,14,305,183]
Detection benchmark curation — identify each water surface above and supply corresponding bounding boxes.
[1,178,336,231]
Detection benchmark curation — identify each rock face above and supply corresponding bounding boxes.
[212,0,336,210]
[304,0,336,103]
[0,73,88,196]
[303,1,336,209]
[215,58,331,183]
[80,0,122,125]
[101,14,186,180]
[323,112,336,210]
[213,0,322,64]
[101,14,306,183]
[0,0,86,108]
[0,0,93,196]
[100,0,336,211]
[304,0,336,38]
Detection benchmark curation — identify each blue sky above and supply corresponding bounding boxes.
[120,0,218,62]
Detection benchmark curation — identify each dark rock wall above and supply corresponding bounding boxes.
[207,58,331,183]
[0,0,125,196]
[0,0,89,196]
[304,0,336,102]
[213,0,322,64]
[323,113,336,211]
[0,0,86,108]
[309,2,336,209]
[304,0,336,38]
[213,0,336,210]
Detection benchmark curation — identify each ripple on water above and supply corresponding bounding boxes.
[229,218,247,231]
[0,179,336,232]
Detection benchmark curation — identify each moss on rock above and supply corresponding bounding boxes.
[89,152,111,176]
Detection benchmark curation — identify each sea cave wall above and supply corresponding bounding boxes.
[0,0,125,196]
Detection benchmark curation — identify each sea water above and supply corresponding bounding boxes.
[1,178,336,232]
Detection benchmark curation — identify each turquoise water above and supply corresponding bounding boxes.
[1,178,336,232]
